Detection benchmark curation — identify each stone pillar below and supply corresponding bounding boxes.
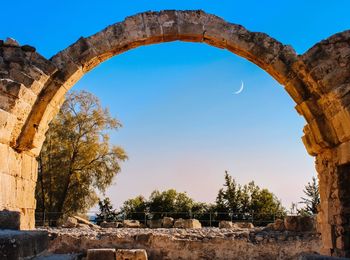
[316,150,350,257]
[0,143,37,230]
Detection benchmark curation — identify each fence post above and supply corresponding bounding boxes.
[209,213,212,227]
[43,212,46,227]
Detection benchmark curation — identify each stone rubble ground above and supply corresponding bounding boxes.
[39,226,319,244]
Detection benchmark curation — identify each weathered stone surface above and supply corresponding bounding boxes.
[116,249,148,260]
[62,217,78,228]
[42,227,321,260]
[72,216,100,229]
[0,210,21,230]
[161,217,174,228]
[219,220,234,229]
[147,219,162,229]
[174,218,202,229]
[284,216,316,232]
[0,230,48,259]
[87,248,116,260]
[123,220,140,228]
[235,222,254,229]
[100,221,121,228]
[273,219,285,231]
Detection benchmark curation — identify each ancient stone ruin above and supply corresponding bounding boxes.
[0,10,350,257]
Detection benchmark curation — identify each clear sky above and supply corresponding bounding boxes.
[2,1,349,210]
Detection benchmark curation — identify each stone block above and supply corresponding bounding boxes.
[273,219,285,231]
[162,217,174,228]
[174,218,202,229]
[147,219,162,229]
[116,249,148,260]
[219,220,234,229]
[123,220,140,228]
[284,215,316,232]
[100,221,120,228]
[87,248,116,260]
[0,229,48,259]
[62,217,78,228]
[235,222,254,229]
[0,210,21,229]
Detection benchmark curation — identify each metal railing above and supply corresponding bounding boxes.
[35,211,281,227]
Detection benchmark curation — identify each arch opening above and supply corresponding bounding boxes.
[0,10,350,257]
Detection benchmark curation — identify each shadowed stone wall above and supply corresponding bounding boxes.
[0,10,349,257]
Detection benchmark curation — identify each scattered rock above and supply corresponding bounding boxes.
[162,217,174,228]
[174,219,202,229]
[147,219,162,229]
[219,221,234,229]
[100,221,120,228]
[72,216,100,229]
[62,217,77,228]
[284,216,316,232]
[76,223,90,229]
[235,222,254,229]
[273,219,285,231]
[123,220,140,228]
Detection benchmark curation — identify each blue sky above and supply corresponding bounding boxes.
[2,1,349,210]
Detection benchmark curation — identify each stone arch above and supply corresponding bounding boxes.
[0,10,350,257]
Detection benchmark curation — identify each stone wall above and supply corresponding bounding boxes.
[44,227,321,260]
[0,40,57,229]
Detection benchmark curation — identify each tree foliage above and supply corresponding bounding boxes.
[215,171,285,222]
[35,90,127,224]
[299,176,320,215]
[119,189,202,220]
[95,197,118,224]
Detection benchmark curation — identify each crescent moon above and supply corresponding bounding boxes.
[234,81,244,94]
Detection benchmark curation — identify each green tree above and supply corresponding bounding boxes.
[148,189,194,219]
[299,176,320,215]
[119,195,148,220]
[214,171,285,224]
[35,90,127,225]
[95,197,118,224]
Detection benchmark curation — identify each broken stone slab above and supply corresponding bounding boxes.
[219,220,234,229]
[87,248,116,260]
[100,221,122,228]
[235,222,254,229]
[62,217,78,228]
[284,216,316,232]
[162,217,174,228]
[72,216,100,229]
[123,220,140,228]
[116,249,148,260]
[0,229,48,260]
[147,219,162,228]
[173,218,202,228]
